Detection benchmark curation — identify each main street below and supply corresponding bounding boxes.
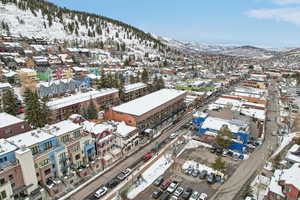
[67,113,193,200]
[211,81,279,200]
[63,78,243,200]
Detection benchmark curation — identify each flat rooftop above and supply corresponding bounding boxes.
[0,112,24,128]
[47,88,118,110]
[0,139,17,156]
[7,130,55,148]
[112,89,186,116]
[124,82,147,93]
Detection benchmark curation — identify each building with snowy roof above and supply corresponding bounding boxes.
[123,82,148,102]
[47,88,119,122]
[106,89,186,130]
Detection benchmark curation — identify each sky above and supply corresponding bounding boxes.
[47,0,300,47]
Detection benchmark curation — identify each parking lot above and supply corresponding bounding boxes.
[132,143,240,200]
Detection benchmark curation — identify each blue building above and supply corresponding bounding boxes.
[193,113,249,153]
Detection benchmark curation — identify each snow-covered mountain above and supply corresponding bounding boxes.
[0,0,166,57]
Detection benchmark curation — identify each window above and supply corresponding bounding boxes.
[61,135,70,143]
[72,145,80,153]
[4,129,12,135]
[73,131,81,138]
[39,159,49,167]
[8,175,13,180]
[30,146,39,155]
[0,191,7,199]
[21,125,25,129]
[44,141,53,151]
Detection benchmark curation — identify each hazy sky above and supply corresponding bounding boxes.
[48,0,300,47]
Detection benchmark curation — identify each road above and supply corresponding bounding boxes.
[211,81,279,200]
[68,112,193,200]
[65,78,243,200]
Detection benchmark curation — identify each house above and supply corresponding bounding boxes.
[0,112,31,139]
[264,163,300,200]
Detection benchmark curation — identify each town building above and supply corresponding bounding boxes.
[123,82,148,102]
[106,89,186,131]
[47,88,119,122]
[265,163,300,200]
[0,112,31,139]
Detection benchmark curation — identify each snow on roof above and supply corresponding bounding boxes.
[215,97,243,108]
[44,120,82,137]
[201,116,242,133]
[193,111,208,118]
[286,144,300,163]
[112,89,186,116]
[116,121,136,137]
[7,129,55,148]
[83,121,113,135]
[269,163,300,196]
[240,108,266,120]
[0,139,17,156]
[0,82,12,89]
[280,163,300,190]
[124,82,147,93]
[47,88,118,110]
[0,112,24,128]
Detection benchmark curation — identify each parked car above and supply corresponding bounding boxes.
[117,168,132,181]
[199,193,208,200]
[226,151,233,157]
[216,148,223,156]
[160,191,170,200]
[170,195,178,200]
[152,189,162,199]
[189,191,200,200]
[192,169,199,177]
[153,176,164,187]
[94,186,108,198]
[106,179,120,188]
[207,173,215,184]
[199,170,208,179]
[174,186,184,197]
[182,187,193,200]
[167,181,178,193]
[143,153,154,161]
[169,133,178,139]
[160,179,172,190]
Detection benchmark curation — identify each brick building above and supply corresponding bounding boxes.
[123,82,148,102]
[0,112,31,139]
[47,88,119,122]
[106,89,186,131]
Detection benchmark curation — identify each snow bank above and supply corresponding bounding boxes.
[182,160,224,177]
[126,155,173,199]
[271,133,296,158]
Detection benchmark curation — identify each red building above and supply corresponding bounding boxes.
[0,112,31,139]
[47,89,120,122]
[265,163,300,200]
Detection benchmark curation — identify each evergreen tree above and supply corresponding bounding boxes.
[2,89,19,116]
[216,126,233,150]
[23,90,50,128]
[86,99,98,120]
[212,157,226,172]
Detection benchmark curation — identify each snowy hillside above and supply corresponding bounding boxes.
[0,0,165,57]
